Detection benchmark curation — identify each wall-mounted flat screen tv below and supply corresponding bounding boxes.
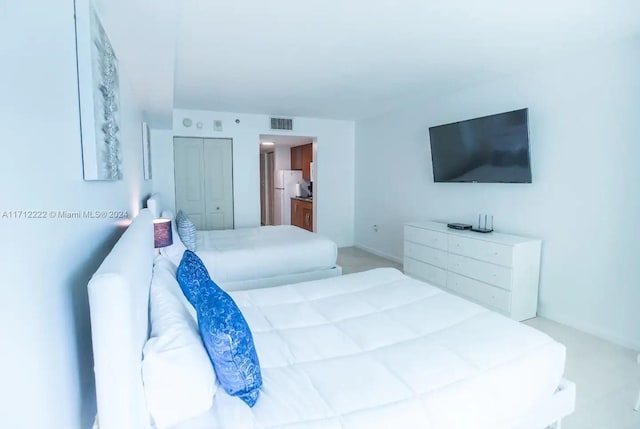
[428,108,532,183]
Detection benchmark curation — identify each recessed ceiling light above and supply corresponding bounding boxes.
[261,141,275,146]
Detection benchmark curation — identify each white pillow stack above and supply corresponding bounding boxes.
[176,210,198,252]
[142,257,215,429]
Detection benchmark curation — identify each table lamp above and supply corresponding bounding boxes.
[153,218,173,252]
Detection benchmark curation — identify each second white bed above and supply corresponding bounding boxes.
[195,225,339,290]
[227,267,568,429]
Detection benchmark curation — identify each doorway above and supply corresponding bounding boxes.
[260,151,275,225]
[174,137,234,230]
[259,135,316,232]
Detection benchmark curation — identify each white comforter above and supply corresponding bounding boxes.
[226,268,566,429]
[196,226,337,283]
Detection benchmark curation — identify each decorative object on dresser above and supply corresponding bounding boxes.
[404,221,541,321]
[471,214,494,233]
[75,0,122,181]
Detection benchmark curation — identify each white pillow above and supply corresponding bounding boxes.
[142,256,215,429]
[159,210,188,266]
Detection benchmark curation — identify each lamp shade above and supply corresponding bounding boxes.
[153,218,173,248]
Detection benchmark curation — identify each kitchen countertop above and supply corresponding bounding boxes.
[291,196,313,202]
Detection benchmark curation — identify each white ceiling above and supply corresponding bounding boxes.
[106,0,640,125]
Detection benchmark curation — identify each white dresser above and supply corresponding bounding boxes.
[404,221,541,321]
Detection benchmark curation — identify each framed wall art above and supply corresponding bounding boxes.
[142,122,152,181]
[74,0,122,181]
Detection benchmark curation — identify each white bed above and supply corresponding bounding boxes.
[232,268,572,429]
[88,210,575,429]
[195,225,340,290]
[146,193,341,290]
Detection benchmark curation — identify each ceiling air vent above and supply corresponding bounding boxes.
[270,117,293,130]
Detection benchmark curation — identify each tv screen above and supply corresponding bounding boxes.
[429,108,532,183]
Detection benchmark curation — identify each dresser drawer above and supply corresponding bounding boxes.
[404,258,447,287]
[404,241,448,269]
[448,253,512,290]
[405,225,448,251]
[447,272,511,314]
[448,235,513,267]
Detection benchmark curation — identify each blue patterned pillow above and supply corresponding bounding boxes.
[197,281,262,407]
[176,210,197,251]
[176,250,211,307]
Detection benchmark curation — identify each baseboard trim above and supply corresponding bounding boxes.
[353,243,403,264]
[539,309,640,352]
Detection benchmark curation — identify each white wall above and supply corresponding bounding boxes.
[355,36,640,350]
[152,110,355,246]
[0,2,151,428]
[150,129,176,213]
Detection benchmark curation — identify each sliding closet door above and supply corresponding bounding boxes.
[174,137,234,230]
[203,138,234,229]
[174,137,206,229]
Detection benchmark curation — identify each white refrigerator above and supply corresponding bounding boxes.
[274,170,303,225]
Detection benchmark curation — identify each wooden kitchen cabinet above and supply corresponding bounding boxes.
[291,143,313,180]
[291,199,302,228]
[290,145,303,170]
[291,198,313,232]
[301,204,313,231]
[301,144,312,180]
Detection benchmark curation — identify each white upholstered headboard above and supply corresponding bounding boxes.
[88,209,154,429]
[146,193,161,218]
